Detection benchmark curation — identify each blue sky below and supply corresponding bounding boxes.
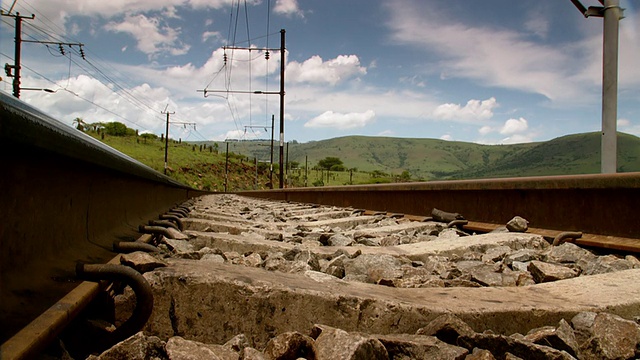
[1,0,639,144]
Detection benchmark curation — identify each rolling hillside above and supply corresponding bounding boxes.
[208,132,640,180]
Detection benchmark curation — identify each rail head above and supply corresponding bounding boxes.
[0,91,188,189]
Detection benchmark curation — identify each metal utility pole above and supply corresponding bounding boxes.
[570,0,624,173]
[278,29,286,189]
[197,29,286,188]
[2,11,34,98]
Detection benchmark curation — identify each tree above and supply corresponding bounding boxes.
[72,117,86,131]
[318,157,343,170]
[104,122,128,136]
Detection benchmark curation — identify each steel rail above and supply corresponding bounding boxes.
[237,172,640,240]
[0,93,206,355]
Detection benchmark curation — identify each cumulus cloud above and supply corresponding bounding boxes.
[440,134,453,141]
[432,97,497,122]
[105,14,189,57]
[500,117,528,135]
[287,55,367,85]
[273,0,304,18]
[477,117,534,144]
[305,110,375,129]
[223,129,246,140]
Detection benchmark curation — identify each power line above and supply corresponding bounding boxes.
[2,2,168,126]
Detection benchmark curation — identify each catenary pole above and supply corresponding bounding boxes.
[601,0,621,173]
[279,29,286,188]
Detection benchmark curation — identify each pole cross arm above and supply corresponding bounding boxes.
[570,0,624,18]
[570,0,589,16]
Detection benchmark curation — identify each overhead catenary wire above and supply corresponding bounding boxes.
[1,3,168,129]
[5,1,169,117]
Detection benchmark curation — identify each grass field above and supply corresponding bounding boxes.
[89,127,640,190]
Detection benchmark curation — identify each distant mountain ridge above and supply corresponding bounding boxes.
[208,132,640,180]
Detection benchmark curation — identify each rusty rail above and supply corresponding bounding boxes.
[237,173,640,240]
[0,92,206,355]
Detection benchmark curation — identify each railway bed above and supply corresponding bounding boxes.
[3,92,640,359]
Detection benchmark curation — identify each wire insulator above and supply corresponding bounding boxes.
[79,47,86,60]
[58,44,65,56]
[223,53,228,65]
[265,51,270,60]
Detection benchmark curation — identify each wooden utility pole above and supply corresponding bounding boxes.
[224,142,230,192]
[161,107,195,175]
[162,109,175,175]
[270,114,275,189]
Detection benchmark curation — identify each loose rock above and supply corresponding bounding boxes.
[312,325,388,360]
[374,333,468,359]
[120,251,167,273]
[262,331,316,360]
[416,314,475,345]
[506,216,529,233]
[89,332,166,360]
[528,260,578,283]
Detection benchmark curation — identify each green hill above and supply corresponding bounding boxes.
[451,132,640,179]
[210,132,640,180]
[88,126,640,190]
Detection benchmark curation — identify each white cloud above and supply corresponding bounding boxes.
[478,125,492,135]
[477,117,534,144]
[524,13,549,39]
[440,134,453,141]
[377,130,395,137]
[287,55,366,85]
[399,75,426,88]
[305,110,375,129]
[202,31,223,43]
[105,14,189,57]
[273,0,304,18]
[384,1,632,104]
[32,0,251,22]
[618,118,631,127]
[432,97,497,122]
[500,117,528,135]
[223,129,246,140]
[500,134,535,144]
[618,118,640,137]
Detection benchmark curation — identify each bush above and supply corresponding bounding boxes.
[141,133,158,139]
[312,179,324,187]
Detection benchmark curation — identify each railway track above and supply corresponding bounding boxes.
[2,91,640,359]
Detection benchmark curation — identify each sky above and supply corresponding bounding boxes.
[1,0,639,145]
